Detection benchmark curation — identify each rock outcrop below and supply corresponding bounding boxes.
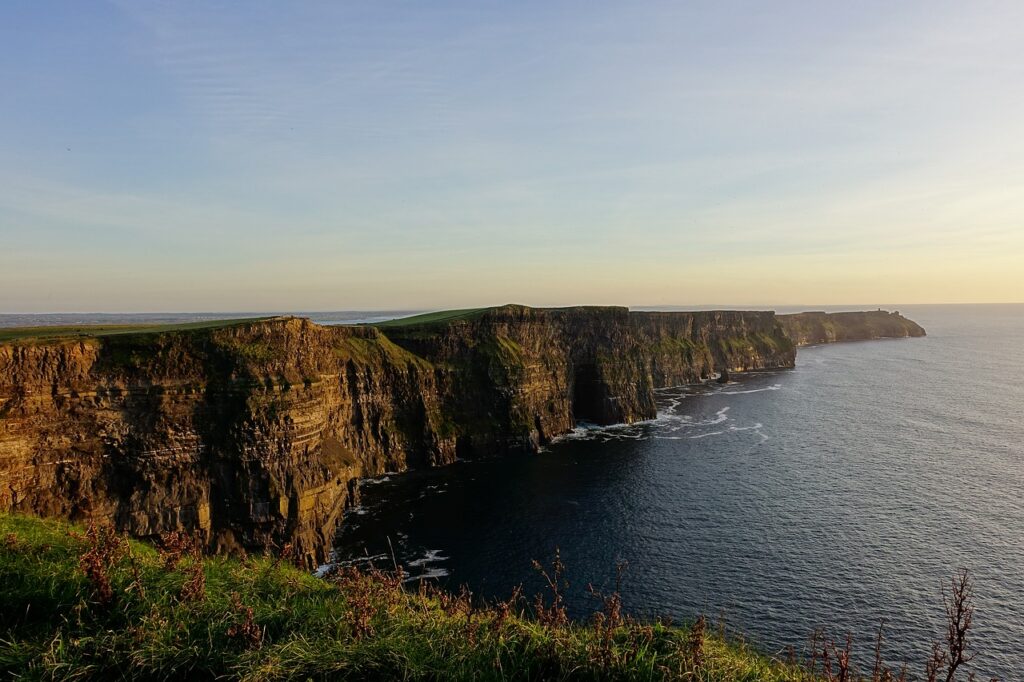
[0,305,918,565]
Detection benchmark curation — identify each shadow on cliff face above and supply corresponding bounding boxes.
[195,339,256,557]
[90,332,257,555]
[571,363,610,425]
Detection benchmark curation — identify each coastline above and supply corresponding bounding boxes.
[0,306,922,564]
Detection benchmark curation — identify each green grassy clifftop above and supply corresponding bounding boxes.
[0,513,814,681]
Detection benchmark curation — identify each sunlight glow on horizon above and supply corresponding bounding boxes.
[2,1,1023,312]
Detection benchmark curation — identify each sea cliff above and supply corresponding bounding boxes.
[0,306,921,564]
[778,310,926,346]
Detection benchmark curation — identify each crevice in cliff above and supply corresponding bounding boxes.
[570,363,608,425]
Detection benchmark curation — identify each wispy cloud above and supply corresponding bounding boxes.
[2,1,1023,309]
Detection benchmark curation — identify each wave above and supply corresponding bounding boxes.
[361,474,397,485]
[403,566,450,582]
[403,549,451,582]
[720,384,782,395]
[655,420,767,442]
[554,404,737,443]
[315,552,391,577]
[689,430,725,439]
[548,389,777,445]
[551,420,651,443]
[407,549,448,568]
[709,406,730,423]
[728,423,763,432]
[418,483,447,499]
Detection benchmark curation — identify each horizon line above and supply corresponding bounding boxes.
[2,301,1022,316]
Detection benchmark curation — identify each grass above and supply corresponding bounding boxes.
[0,514,815,681]
[334,332,434,371]
[0,318,272,344]
[374,305,630,329]
[373,308,493,328]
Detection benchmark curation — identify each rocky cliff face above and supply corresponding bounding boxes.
[0,306,912,565]
[380,306,794,456]
[778,310,926,346]
[0,318,449,566]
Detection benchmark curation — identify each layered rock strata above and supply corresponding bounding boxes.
[0,306,922,564]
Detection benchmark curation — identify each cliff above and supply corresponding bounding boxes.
[380,306,794,454]
[777,310,926,346]
[0,305,920,565]
[0,306,794,565]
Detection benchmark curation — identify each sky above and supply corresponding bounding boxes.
[1,1,1023,312]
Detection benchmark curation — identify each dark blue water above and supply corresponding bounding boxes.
[334,304,1024,679]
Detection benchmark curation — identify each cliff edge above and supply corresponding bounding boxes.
[0,306,919,564]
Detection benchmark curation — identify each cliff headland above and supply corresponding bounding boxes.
[0,306,924,565]
[777,309,926,346]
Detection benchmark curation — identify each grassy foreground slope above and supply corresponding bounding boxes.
[0,514,809,681]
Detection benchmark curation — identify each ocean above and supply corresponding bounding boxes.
[331,304,1024,678]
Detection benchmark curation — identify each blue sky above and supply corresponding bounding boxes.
[2,1,1023,312]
